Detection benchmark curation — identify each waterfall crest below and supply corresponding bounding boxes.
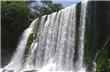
[2,1,88,72]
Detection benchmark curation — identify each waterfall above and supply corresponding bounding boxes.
[3,19,38,72]
[2,1,88,72]
[75,1,87,72]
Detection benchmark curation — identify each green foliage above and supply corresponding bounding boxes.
[84,2,110,72]
[1,0,63,66]
[50,3,64,12]
[1,1,29,18]
[94,36,110,72]
[95,49,108,72]
[33,0,63,16]
[23,23,39,63]
[23,33,34,61]
[1,1,38,66]
[41,0,52,6]
[33,6,51,16]
[1,1,31,51]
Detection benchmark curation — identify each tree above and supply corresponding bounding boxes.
[33,0,64,16]
[41,0,52,7]
[50,3,64,12]
[1,1,31,51]
[1,1,37,66]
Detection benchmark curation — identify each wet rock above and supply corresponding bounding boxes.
[7,70,14,72]
[23,70,38,72]
[2,69,7,72]
[2,69,14,72]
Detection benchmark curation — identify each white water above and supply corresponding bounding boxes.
[3,19,38,72]
[2,1,88,72]
[75,1,87,71]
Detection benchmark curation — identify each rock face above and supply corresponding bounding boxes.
[84,1,110,72]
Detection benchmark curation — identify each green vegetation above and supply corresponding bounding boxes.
[95,37,110,72]
[23,22,39,63]
[1,0,63,51]
[1,0,63,66]
[84,1,110,72]
[22,0,64,62]
[33,0,63,16]
[1,1,32,51]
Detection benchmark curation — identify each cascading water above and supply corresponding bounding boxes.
[75,1,87,72]
[3,19,38,72]
[1,1,88,72]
